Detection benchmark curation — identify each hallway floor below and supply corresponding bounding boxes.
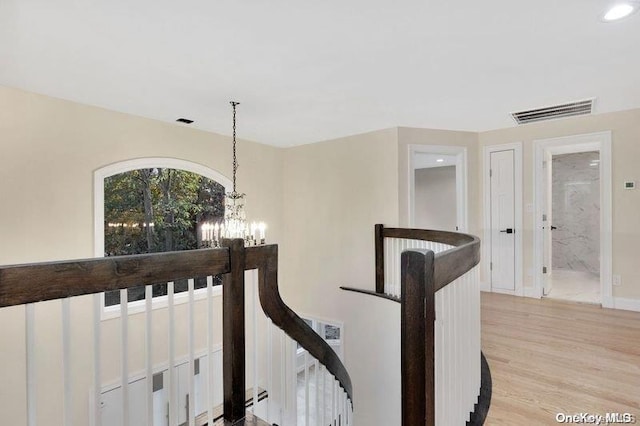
[482,292,640,425]
[546,269,600,304]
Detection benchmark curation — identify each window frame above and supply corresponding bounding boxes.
[94,157,231,319]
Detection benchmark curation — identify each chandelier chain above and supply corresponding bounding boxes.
[231,101,240,193]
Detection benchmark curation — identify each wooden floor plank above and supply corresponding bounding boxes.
[482,292,640,425]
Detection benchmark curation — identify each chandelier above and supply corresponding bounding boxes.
[201,101,266,247]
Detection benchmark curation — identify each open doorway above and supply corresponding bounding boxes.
[545,152,601,303]
[534,132,612,307]
[413,154,457,231]
[408,145,468,232]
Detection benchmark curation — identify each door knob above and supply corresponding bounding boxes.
[551,226,557,230]
[499,228,514,234]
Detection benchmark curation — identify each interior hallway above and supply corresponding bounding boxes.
[481,292,640,425]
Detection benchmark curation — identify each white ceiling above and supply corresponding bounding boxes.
[1,0,639,147]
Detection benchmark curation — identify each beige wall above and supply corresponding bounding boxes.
[281,128,401,424]
[479,108,640,299]
[0,85,283,424]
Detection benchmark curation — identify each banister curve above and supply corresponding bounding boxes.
[385,226,480,291]
[343,226,481,299]
[249,245,353,403]
[382,227,477,247]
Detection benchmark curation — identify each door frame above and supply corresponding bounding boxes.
[533,131,613,307]
[408,144,468,231]
[482,142,524,295]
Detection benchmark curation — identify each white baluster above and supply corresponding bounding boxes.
[26,304,36,426]
[145,285,153,426]
[252,272,258,415]
[320,366,325,426]
[453,280,459,423]
[206,276,214,426]
[438,285,444,425]
[188,278,195,426]
[389,237,394,295]
[280,329,286,425]
[384,238,392,294]
[168,282,177,426]
[446,284,453,425]
[62,298,71,426]
[290,336,298,425]
[120,289,129,426]
[339,389,343,426]
[394,238,400,297]
[384,238,390,294]
[314,360,319,426]
[304,352,309,425]
[267,318,273,422]
[331,378,335,426]
[93,295,102,426]
[397,238,400,295]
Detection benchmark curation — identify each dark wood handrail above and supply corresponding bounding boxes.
[0,248,230,308]
[251,244,353,403]
[380,225,481,292]
[345,224,480,299]
[381,226,477,246]
[0,241,354,422]
[342,225,482,426]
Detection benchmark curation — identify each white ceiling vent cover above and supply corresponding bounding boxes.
[511,99,594,124]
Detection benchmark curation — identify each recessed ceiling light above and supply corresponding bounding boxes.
[436,158,444,163]
[602,3,637,21]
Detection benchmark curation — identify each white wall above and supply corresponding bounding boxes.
[414,166,457,231]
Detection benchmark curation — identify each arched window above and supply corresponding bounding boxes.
[94,158,231,315]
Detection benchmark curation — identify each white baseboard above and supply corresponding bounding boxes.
[489,288,517,296]
[480,281,490,292]
[612,297,640,312]
[524,287,540,299]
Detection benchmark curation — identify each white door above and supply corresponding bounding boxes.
[542,151,553,295]
[490,150,516,291]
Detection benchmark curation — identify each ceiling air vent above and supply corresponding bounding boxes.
[511,99,594,125]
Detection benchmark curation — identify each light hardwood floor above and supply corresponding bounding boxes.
[482,292,640,425]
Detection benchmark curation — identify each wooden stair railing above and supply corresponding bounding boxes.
[342,224,484,426]
[0,239,353,425]
[247,243,353,404]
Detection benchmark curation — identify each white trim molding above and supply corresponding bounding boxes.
[408,144,468,232]
[532,131,613,307]
[94,157,232,319]
[612,297,640,313]
[482,142,524,296]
